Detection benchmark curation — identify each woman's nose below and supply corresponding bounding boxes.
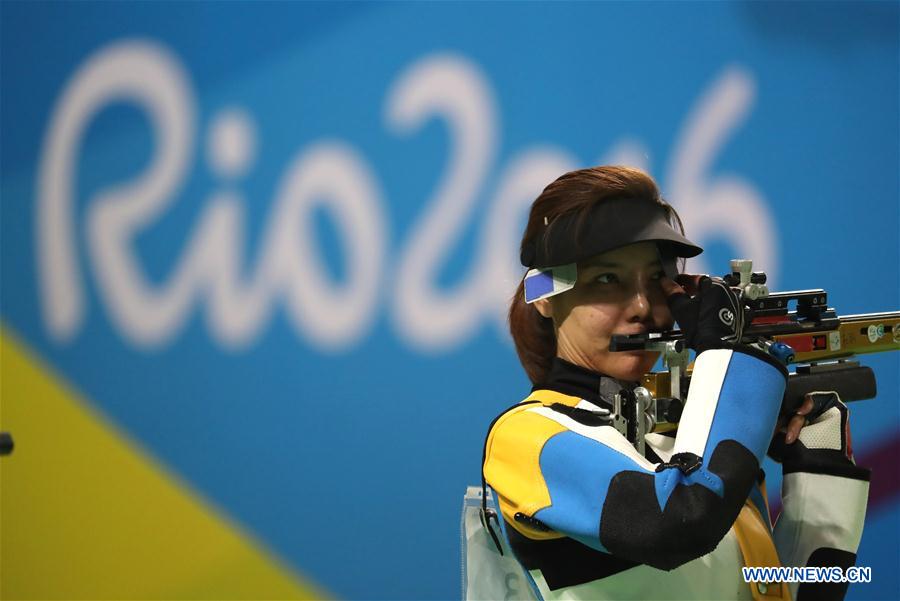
[626,284,652,321]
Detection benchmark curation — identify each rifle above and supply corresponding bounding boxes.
[609,260,900,454]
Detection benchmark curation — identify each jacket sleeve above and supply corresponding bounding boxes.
[773,402,870,601]
[484,347,787,570]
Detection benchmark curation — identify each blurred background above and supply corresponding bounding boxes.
[1,1,897,599]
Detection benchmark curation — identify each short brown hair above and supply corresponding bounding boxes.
[508,166,686,384]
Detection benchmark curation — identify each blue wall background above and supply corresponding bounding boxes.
[2,2,898,599]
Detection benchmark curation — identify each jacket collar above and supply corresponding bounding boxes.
[533,357,637,411]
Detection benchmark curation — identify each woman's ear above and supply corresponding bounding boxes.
[534,298,553,319]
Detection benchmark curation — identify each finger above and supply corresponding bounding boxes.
[798,394,815,416]
[674,273,703,296]
[697,275,712,293]
[665,291,693,315]
[806,391,840,421]
[785,414,806,444]
[659,276,685,297]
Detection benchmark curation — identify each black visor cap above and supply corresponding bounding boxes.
[520,197,702,268]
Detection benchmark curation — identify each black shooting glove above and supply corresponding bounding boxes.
[773,392,870,479]
[771,392,870,601]
[666,276,745,354]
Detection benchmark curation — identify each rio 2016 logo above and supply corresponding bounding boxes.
[37,40,778,353]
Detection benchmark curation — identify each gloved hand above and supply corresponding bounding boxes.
[768,393,815,463]
[660,275,745,354]
[772,392,870,601]
[774,391,870,479]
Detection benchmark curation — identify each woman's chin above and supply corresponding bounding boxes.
[605,352,657,382]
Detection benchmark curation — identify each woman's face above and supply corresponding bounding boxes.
[535,241,675,381]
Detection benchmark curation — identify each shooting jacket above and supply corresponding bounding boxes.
[482,354,869,600]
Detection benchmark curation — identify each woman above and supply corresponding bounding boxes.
[482,166,869,600]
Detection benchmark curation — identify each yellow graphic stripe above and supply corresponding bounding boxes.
[484,401,568,540]
[0,327,329,600]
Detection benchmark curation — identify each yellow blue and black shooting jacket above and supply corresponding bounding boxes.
[483,351,869,600]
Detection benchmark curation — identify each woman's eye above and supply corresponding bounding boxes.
[595,273,619,284]
[651,270,665,281]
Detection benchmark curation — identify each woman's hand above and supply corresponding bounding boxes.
[766,396,814,463]
[770,391,862,469]
[659,274,744,353]
[774,392,867,478]
[781,394,815,445]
